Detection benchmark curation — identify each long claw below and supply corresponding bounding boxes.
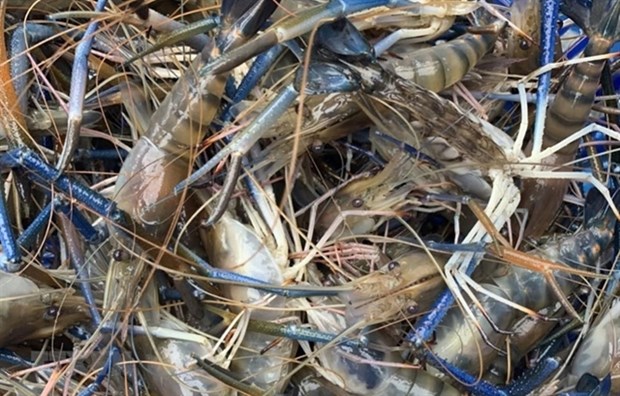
[174,84,299,194]
[503,357,560,395]
[9,23,57,113]
[530,0,560,154]
[207,0,397,75]
[0,148,123,221]
[202,152,243,227]
[177,243,342,298]
[206,305,368,348]
[423,352,508,396]
[123,16,219,66]
[58,0,111,174]
[176,59,361,195]
[193,354,265,396]
[0,1,31,148]
[59,213,102,325]
[0,176,21,272]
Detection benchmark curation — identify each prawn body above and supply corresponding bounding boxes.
[113,0,278,239]
[431,191,618,380]
[520,0,620,237]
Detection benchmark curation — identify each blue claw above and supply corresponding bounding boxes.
[174,84,299,193]
[9,23,57,113]
[0,177,21,271]
[60,213,102,325]
[0,148,123,222]
[531,0,561,153]
[407,254,484,346]
[407,289,455,346]
[59,203,105,244]
[77,346,120,396]
[503,357,560,395]
[17,199,57,250]
[423,352,508,396]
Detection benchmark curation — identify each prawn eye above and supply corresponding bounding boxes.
[44,305,59,321]
[351,198,364,208]
[387,261,400,271]
[519,38,531,51]
[406,305,418,315]
[311,141,324,153]
[112,249,128,262]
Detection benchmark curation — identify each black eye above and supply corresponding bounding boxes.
[519,38,531,51]
[112,249,128,262]
[387,261,400,271]
[351,198,364,208]
[406,305,418,315]
[44,306,59,321]
[311,141,324,153]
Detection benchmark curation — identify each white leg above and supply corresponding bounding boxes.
[441,172,520,336]
[455,271,546,318]
[373,21,442,55]
[514,169,620,220]
[526,124,620,163]
[512,83,530,157]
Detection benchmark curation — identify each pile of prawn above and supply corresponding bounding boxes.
[0,0,619,395]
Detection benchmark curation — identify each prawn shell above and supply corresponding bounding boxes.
[0,272,89,346]
[201,214,285,321]
[114,140,189,240]
[135,324,232,395]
